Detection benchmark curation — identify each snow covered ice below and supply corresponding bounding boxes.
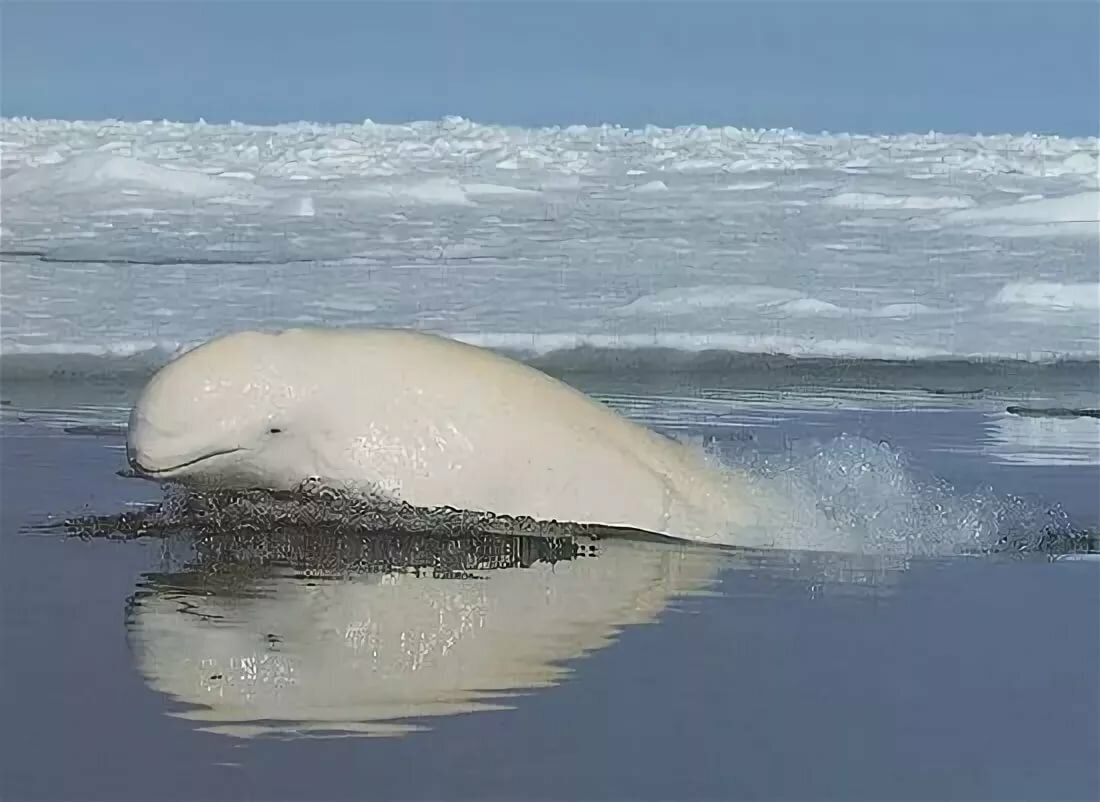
[1,116,1097,371]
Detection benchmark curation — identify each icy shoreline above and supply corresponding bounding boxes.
[3,116,1097,370]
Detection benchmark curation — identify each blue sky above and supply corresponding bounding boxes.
[2,1,1097,135]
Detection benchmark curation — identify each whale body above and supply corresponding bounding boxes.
[126,327,771,543]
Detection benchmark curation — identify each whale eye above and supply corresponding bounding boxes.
[268,427,284,435]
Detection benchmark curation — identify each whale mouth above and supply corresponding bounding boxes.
[129,447,244,478]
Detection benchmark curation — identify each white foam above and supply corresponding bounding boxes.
[632,180,668,193]
[739,434,1068,556]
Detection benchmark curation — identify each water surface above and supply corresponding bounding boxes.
[1,382,1097,801]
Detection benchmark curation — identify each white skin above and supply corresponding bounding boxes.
[127,327,774,543]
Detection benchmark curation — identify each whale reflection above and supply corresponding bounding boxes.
[125,531,721,738]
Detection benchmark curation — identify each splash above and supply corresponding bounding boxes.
[711,433,1090,557]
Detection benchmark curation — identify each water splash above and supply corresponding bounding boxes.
[721,433,1090,557]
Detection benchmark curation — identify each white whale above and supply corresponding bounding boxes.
[126,327,777,544]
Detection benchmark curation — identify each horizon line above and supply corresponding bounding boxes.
[3,114,1096,141]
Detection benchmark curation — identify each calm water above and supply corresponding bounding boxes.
[1,382,1098,802]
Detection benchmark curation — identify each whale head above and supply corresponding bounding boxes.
[126,331,316,490]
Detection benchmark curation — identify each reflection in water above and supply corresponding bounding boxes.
[126,531,720,738]
[983,411,1100,466]
[124,530,914,740]
[48,471,1026,740]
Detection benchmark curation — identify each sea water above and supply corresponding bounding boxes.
[1,378,1098,801]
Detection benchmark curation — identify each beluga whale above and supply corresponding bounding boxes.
[126,327,775,544]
